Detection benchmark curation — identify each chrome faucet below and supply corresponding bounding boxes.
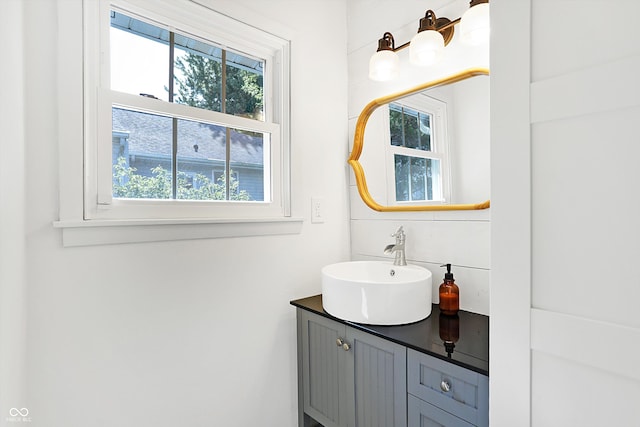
[384,226,407,266]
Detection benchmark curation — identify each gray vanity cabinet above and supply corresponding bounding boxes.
[294,298,489,427]
[298,309,407,427]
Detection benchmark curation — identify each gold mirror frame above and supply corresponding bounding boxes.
[349,67,491,212]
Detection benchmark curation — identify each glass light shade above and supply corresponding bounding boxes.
[460,3,490,45]
[369,50,400,81]
[409,30,445,67]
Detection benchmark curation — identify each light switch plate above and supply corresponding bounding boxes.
[311,197,324,223]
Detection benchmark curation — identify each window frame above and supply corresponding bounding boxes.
[384,94,451,206]
[54,0,300,246]
[86,0,287,220]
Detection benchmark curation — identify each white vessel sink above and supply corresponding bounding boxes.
[321,261,432,325]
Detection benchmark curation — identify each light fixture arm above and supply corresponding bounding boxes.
[433,17,461,33]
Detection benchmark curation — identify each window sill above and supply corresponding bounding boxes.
[53,217,304,247]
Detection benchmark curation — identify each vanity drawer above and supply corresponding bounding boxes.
[408,395,474,427]
[407,349,488,427]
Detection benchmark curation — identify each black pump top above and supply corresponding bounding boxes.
[441,263,454,281]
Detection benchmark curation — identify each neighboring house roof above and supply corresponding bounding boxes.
[112,107,263,167]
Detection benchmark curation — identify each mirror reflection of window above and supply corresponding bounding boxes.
[387,99,448,204]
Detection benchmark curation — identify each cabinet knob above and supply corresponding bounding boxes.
[440,379,451,393]
[336,338,344,347]
[342,342,351,351]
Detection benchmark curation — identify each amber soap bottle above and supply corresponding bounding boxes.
[438,264,459,316]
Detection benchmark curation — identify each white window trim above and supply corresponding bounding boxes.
[55,0,301,247]
[384,94,452,206]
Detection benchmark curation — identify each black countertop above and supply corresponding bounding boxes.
[291,294,489,376]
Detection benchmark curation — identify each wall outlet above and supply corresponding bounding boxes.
[311,197,325,223]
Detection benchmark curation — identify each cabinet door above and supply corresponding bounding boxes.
[408,395,475,427]
[301,310,349,427]
[346,327,407,427]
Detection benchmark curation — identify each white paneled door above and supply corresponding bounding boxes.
[492,0,640,426]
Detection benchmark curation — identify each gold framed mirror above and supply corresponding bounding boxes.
[349,67,490,212]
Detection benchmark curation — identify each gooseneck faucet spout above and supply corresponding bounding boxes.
[384,226,407,266]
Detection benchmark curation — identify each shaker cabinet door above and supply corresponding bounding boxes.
[301,311,348,427]
[347,327,407,427]
[299,310,408,427]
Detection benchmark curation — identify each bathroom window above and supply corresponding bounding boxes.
[386,96,449,204]
[83,0,290,221]
[109,11,266,203]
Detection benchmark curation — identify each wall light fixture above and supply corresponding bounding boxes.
[368,0,490,81]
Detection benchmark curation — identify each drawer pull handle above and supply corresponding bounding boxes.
[336,338,344,347]
[342,342,351,351]
[440,379,452,393]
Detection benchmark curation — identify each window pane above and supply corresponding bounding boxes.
[418,112,432,151]
[175,121,265,201]
[389,103,433,151]
[175,118,226,200]
[389,105,403,146]
[230,130,265,201]
[225,55,265,120]
[403,110,420,149]
[394,155,441,202]
[410,157,426,200]
[110,12,170,101]
[173,38,223,113]
[111,10,265,120]
[173,37,264,119]
[395,155,410,202]
[112,108,173,199]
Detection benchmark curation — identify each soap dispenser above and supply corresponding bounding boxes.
[439,264,459,316]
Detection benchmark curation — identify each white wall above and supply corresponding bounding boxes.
[0,1,28,424]
[347,0,491,315]
[491,0,640,425]
[2,1,350,426]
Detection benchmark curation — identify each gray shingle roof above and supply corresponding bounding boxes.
[112,107,263,166]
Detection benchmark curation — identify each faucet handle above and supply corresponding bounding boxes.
[391,226,404,238]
